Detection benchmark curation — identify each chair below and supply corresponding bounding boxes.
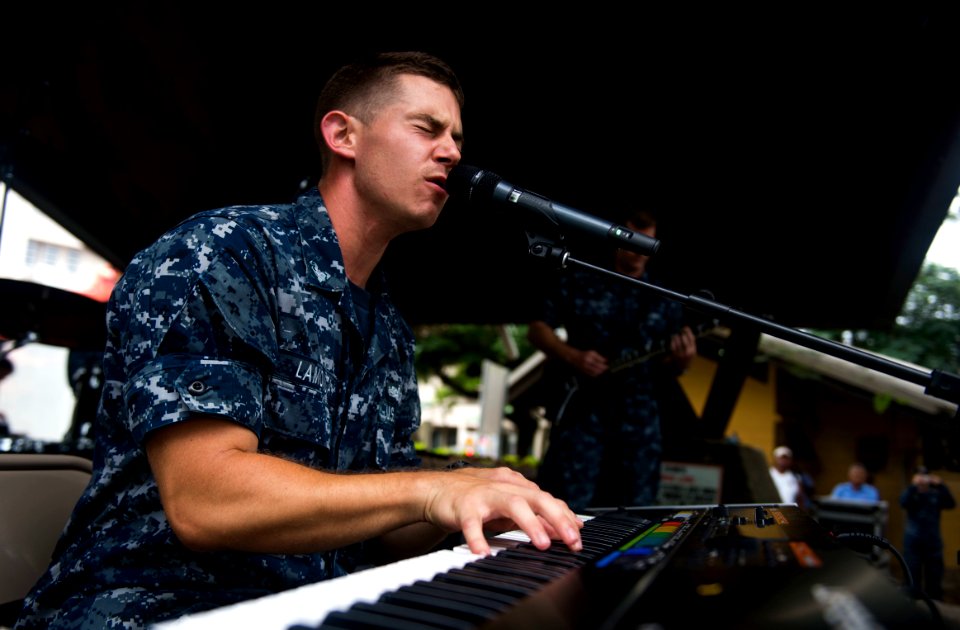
[0,453,92,626]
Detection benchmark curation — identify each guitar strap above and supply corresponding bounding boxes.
[552,372,579,427]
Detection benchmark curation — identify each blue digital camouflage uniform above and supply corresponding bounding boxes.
[16,187,422,629]
[535,264,685,513]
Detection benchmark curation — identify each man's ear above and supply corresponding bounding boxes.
[319,110,357,160]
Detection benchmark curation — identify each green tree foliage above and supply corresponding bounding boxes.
[413,324,534,400]
[812,262,960,374]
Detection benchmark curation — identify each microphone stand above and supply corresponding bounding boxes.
[525,237,960,414]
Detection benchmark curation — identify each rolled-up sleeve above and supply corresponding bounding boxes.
[124,356,265,443]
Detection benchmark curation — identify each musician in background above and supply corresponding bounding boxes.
[17,51,582,630]
[528,208,697,512]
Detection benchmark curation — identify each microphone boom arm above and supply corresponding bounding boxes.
[525,233,960,410]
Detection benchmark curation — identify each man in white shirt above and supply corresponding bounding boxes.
[769,445,802,504]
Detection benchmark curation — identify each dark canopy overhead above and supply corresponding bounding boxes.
[3,5,960,332]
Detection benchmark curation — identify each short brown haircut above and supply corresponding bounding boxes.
[313,51,464,173]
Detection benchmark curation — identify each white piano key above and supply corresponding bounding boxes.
[151,548,482,630]
[152,518,593,630]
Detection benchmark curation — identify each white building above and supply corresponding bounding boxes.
[0,184,121,442]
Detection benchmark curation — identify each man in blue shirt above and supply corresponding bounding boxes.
[16,51,583,630]
[830,462,880,502]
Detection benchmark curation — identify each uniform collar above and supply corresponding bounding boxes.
[293,186,350,293]
[292,187,407,352]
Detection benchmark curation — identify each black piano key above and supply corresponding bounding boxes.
[496,547,584,569]
[585,514,651,536]
[310,509,658,630]
[433,569,536,598]
[472,555,569,581]
[378,590,498,625]
[517,540,605,558]
[597,511,655,529]
[319,608,446,630]
[583,523,627,538]
[395,583,512,613]
[583,527,629,544]
[491,552,577,573]
[511,542,589,563]
[453,564,546,589]
[351,601,474,630]
[581,534,629,550]
[588,517,645,533]
[408,579,518,607]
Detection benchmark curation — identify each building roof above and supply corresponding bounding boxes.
[3,6,960,332]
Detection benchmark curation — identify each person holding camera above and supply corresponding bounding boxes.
[899,466,956,600]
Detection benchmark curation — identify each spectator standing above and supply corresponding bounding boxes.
[768,445,814,508]
[831,462,880,502]
[899,466,956,600]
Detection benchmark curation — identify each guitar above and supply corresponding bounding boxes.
[540,318,719,424]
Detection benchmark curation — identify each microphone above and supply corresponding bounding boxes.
[444,164,660,256]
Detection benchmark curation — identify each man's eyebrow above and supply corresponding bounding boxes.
[414,113,464,145]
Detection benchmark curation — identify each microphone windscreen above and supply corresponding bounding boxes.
[444,164,500,204]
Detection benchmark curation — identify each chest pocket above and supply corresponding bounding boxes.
[263,358,337,466]
[336,361,411,470]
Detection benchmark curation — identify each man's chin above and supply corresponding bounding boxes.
[405,206,444,232]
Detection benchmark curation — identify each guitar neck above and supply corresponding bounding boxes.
[607,320,718,375]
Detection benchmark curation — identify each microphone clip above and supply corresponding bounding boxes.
[525,230,570,268]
